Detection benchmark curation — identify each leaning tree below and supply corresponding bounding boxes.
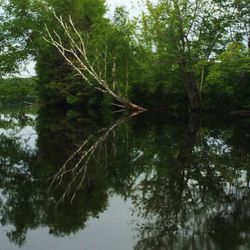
[45,12,145,112]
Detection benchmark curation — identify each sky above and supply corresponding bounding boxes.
[19,0,146,77]
[106,0,143,17]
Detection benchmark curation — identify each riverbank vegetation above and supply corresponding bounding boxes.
[0,1,250,247]
[0,77,37,103]
[0,0,249,112]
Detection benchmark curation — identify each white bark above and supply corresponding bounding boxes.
[45,11,145,111]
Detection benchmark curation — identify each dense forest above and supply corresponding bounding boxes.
[0,0,249,112]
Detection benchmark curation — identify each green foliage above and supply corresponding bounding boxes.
[204,43,250,111]
[0,77,37,103]
[36,0,108,107]
[133,0,250,110]
[0,0,48,76]
[0,0,249,111]
[0,0,109,107]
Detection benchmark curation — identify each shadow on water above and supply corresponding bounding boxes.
[0,104,250,249]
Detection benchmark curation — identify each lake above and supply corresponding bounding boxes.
[0,104,250,250]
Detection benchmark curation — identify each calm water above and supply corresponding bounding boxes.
[0,104,250,250]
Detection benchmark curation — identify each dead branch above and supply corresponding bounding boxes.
[45,11,145,111]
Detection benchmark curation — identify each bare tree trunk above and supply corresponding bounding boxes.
[183,71,201,111]
[112,56,117,91]
[173,0,201,112]
[178,61,201,111]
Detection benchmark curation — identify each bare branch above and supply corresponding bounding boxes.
[44,10,145,112]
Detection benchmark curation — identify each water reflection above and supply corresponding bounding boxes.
[0,105,249,249]
[133,114,250,250]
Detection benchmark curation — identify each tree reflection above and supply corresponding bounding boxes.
[132,114,250,250]
[0,108,37,246]
[0,107,250,249]
[0,108,110,245]
[49,111,142,203]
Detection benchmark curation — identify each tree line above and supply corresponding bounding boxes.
[0,0,249,112]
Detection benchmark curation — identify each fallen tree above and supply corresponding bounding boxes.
[45,11,145,112]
